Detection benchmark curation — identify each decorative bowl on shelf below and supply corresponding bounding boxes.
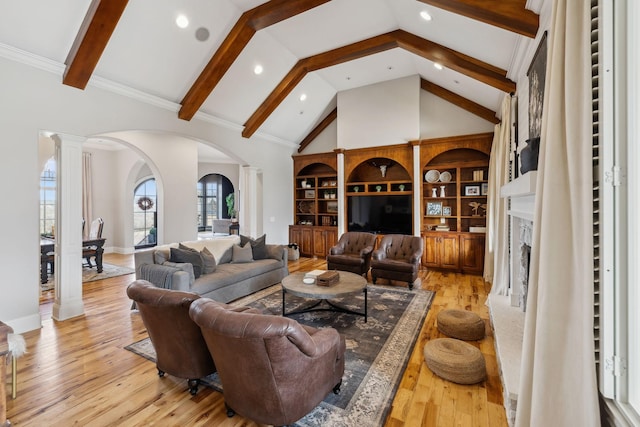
[425,169,440,183]
[439,171,452,182]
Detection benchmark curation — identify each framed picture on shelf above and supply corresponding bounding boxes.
[481,183,489,195]
[326,201,338,213]
[442,206,452,216]
[426,201,443,216]
[465,186,480,196]
[304,190,315,199]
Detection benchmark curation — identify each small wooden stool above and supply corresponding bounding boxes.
[437,309,485,341]
[424,338,486,385]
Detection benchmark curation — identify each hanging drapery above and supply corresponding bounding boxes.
[82,152,93,239]
[484,94,511,294]
[515,1,599,425]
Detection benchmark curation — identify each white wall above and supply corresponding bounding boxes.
[0,55,295,333]
[337,75,420,148]
[419,92,494,139]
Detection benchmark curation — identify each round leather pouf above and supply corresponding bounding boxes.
[423,338,486,385]
[437,309,485,341]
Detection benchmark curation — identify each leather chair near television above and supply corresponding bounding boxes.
[326,231,377,277]
[189,297,345,426]
[371,234,423,290]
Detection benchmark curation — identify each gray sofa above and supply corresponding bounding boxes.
[134,235,288,303]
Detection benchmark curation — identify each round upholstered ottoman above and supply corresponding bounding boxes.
[423,338,486,384]
[437,309,485,341]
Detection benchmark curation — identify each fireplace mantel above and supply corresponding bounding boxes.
[501,171,537,221]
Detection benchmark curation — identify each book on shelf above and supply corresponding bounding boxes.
[435,225,450,231]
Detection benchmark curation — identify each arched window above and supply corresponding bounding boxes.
[134,178,157,249]
[40,158,56,236]
[197,174,234,231]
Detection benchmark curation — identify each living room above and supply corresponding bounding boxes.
[1,1,639,426]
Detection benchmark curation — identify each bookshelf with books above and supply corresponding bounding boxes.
[419,133,492,274]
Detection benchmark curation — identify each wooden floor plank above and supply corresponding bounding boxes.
[6,253,507,426]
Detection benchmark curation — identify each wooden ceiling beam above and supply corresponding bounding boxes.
[179,0,331,121]
[421,79,499,124]
[63,0,129,89]
[417,0,538,38]
[394,30,515,93]
[243,29,514,138]
[243,33,397,138]
[298,108,337,153]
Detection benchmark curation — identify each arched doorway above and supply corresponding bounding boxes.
[197,173,234,232]
[133,178,157,249]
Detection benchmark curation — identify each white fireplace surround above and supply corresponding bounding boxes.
[488,171,537,425]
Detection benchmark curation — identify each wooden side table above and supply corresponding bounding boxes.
[229,223,240,235]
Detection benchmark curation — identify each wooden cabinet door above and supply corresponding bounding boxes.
[313,228,327,257]
[423,234,440,268]
[440,234,460,270]
[289,226,301,248]
[300,227,313,257]
[325,229,338,252]
[460,234,485,274]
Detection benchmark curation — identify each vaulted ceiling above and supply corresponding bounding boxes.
[0,0,538,146]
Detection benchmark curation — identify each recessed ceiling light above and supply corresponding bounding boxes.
[254,64,263,75]
[420,11,432,21]
[176,14,189,29]
[299,93,307,101]
[434,63,443,70]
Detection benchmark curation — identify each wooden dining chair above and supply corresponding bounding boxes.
[83,218,104,269]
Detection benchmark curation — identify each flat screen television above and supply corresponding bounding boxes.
[347,195,412,235]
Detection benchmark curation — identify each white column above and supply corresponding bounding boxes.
[412,143,421,236]
[241,166,261,238]
[336,149,345,236]
[52,133,85,321]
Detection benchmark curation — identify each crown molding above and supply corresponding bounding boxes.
[0,42,295,148]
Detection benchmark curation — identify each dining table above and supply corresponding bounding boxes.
[40,237,106,284]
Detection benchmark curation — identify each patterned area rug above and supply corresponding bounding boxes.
[125,283,434,427]
[41,263,135,291]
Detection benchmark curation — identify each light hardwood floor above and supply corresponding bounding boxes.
[6,253,508,427]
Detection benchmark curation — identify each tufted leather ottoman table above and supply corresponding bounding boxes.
[423,338,486,384]
[437,309,485,341]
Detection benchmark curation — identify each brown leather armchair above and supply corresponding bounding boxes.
[326,231,377,276]
[371,234,423,289]
[126,280,216,395]
[189,297,346,426]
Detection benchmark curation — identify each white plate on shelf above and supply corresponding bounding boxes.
[439,171,452,182]
[425,169,440,183]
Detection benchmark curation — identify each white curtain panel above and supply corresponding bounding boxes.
[484,95,511,293]
[82,152,93,240]
[515,1,599,426]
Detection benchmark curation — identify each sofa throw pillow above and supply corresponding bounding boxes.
[162,261,195,285]
[180,243,216,274]
[170,247,203,278]
[231,243,253,263]
[218,246,233,264]
[240,234,268,260]
[200,247,217,274]
[153,249,171,265]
